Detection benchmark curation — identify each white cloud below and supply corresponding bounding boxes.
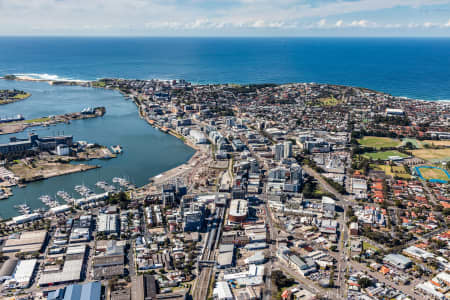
[0,0,449,35]
[317,19,327,28]
[349,20,371,27]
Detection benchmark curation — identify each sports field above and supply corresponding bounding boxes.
[411,148,450,162]
[358,136,402,149]
[415,166,450,182]
[362,150,408,160]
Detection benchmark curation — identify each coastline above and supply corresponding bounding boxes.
[0,107,106,135]
[0,92,31,105]
[0,75,201,196]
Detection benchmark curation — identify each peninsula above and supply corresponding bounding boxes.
[0,89,31,105]
[0,106,106,135]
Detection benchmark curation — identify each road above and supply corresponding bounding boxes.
[302,165,351,299]
[350,261,424,299]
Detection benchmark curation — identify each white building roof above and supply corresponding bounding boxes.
[39,259,83,285]
[13,259,37,286]
[214,281,233,300]
[229,199,248,218]
[49,204,71,214]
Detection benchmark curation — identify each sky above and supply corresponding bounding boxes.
[1,0,450,36]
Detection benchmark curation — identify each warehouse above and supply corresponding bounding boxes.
[134,274,158,300]
[217,252,234,269]
[383,254,412,270]
[2,230,47,254]
[46,281,101,300]
[92,255,125,280]
[7,259,37,288]
[213,281,233,300]
[39,259,84,286]
[0,259,18,282]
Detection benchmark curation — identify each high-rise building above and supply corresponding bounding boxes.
[274,143,284,161]
[284,141,293,158]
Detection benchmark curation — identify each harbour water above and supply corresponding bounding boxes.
[0,80,195,219]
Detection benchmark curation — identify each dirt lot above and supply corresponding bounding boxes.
[8,160,97,182]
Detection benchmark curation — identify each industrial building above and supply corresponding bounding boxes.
[92,241,125,280]
[4,259,37,289]
[46,281,101,300]
[383,254,412,270]
[217,244,234,269]
[39,259,84,286]
[0,133,73,155]
[0,259,18,282]
[133,274,158,300]
[2,230,47,254]
[213,281,234,300]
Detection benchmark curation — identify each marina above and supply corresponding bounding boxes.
[11,177,136,215]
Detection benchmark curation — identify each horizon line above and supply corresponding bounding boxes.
[0,35,450,39]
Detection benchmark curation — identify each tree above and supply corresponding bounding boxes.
[358,277,372,288]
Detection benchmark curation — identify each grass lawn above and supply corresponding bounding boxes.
[418,167,449,182]
[372,164,411,179]
[319,96,341,106]
[358,136,402,149]
[362,150,408,160]
[13,93,31,99]
[411,148,450,162]
[363,241,379,252]
[402,138,422,148]
[92,81,106,87]
[24,117,50,123]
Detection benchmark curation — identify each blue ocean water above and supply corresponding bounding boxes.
[0,37,449,100]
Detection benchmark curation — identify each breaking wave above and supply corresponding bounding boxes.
[13,73,87,82]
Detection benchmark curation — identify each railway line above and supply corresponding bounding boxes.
[193,206,224,300]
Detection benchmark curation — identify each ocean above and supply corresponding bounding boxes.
[0,37,449,218]
[0,37,449,100]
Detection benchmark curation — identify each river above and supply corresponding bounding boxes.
[0,80,196,219]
